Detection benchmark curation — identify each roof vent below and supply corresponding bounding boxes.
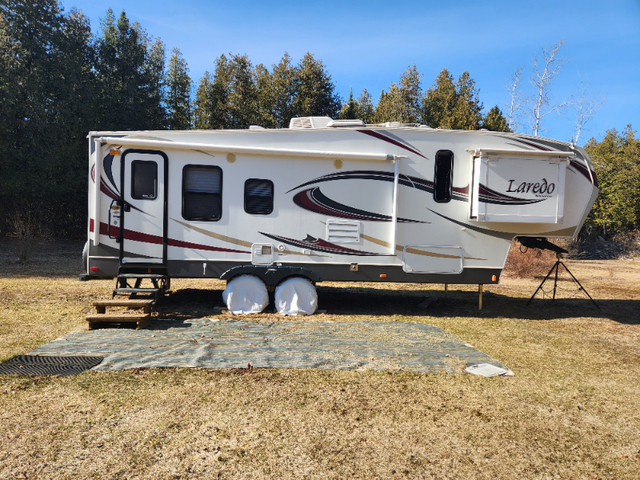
[289,116,333,130]
[327,119,365,128]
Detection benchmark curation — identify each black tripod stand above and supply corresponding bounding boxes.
[527,252,599,308]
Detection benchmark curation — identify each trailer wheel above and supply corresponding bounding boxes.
[274,277,318,316]
[222,275,269,314]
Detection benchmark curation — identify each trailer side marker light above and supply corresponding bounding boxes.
[109,149,121,156]
[380,274,388,279]
[90,267,98,272]
[492,275,497,282]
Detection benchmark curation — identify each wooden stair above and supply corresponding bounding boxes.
[86,299,155,330]
[113,273,169,301]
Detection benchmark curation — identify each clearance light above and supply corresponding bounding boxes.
[380,274,388,279]
[109,149,121,156]
[90,267,98,272]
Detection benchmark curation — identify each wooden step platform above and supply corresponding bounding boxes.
[87,299,154,330]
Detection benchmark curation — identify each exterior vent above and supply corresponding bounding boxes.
[326,219,360,243]
[289,116,333,130]
[327,119,365,128]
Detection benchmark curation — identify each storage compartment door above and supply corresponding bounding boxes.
[402,245,464,274]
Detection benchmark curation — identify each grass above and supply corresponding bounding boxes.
[0,239,639,479]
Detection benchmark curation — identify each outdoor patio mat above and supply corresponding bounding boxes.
[21,319,512,375]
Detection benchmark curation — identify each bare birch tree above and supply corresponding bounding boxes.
[506,67,523,131]
[573,77,604,144]
[530,40,566,136]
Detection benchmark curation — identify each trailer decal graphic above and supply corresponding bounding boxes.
[288,170,539,206]
[569,158,598,186]
[356,129,427,158]
[260,233,381,256]
[293,187,428,223]
[102,153,119,192]
[477,184,544,205]
[93,221,249,254]
[100,178,119,201]
[506,136,597,186]
[358,233,486,261]
[427,211,514,240]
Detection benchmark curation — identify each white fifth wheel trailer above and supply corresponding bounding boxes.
[83,117,598,313]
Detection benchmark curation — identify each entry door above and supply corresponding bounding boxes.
[120,150,168,265]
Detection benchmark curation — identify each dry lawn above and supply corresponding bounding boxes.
[0,240,639,479]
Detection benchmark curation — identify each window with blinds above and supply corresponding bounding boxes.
[131,160,157,200]
[182,165,222,221]
[244,179,274,215]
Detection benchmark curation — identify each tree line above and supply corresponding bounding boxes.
[0,0,637,240]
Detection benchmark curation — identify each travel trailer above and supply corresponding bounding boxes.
[83,117,598,314]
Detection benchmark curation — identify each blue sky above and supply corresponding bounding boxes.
[63,0,640,144]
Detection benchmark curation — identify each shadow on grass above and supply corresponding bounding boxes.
[153,285,639,327]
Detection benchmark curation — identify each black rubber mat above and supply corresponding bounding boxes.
[0,355,104,376]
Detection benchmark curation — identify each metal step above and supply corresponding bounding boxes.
[113,287,161,299]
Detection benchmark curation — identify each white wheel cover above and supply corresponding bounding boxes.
[275,277,318,316]
[222,275,269,314]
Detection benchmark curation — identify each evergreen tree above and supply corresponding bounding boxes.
[373,66,422,123]
[0,0,95,236]
[268,53,299,127]
[421,68,457,128]
[142,36,166,129]
[166,47,191,129]
[355,89,375,123]
[254,62,275,127]
[339,88,358,119]
[340,88,375,123]
[193,71,211,128]
[584,126,640,234]
[421,69,483,130]
[295,52,341,118]
[373,86,401,123]
[95,9,166,130]
[482,106,511,132]
[226,53,258,128]
[452,72,483,130]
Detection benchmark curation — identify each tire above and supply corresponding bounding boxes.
[274,277,318,316]
[222,275,269,314]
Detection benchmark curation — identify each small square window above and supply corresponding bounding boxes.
[245,179,274,215]
[183,165,222,221]
[131,161,157,200]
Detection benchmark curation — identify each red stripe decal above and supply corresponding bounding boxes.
[96,222,249,254]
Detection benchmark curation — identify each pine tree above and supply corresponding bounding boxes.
[339,88,358,119]
[482,106,511,132]
[421,69,457,128]
[268,53,299,127]
[295,52,341,118]
[0,0,95,236]
[166,48,191,129]
[584,126,640,234]
[95,9,166,130]
[421,69,483,130]
[193,71,213,129]
[373,66,423,123]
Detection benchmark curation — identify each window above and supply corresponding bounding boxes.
[433,150,454,203]
[244,179,274,215]
[182,165,222,221]
[131,160,157,199]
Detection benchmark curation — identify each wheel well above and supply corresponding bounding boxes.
[220,265,320,287]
